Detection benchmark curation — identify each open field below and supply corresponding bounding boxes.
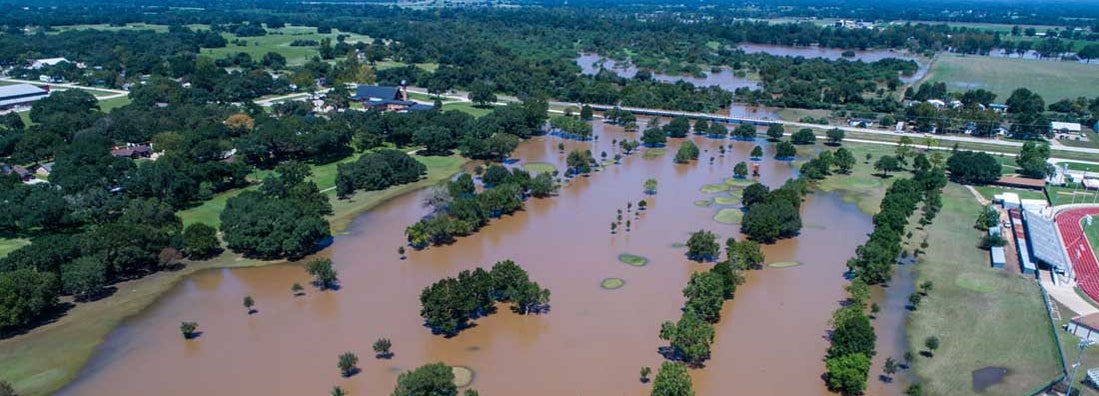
[973,185,1047,202]
[923,53,1099,103]
[441,101,496,117]
[0,238,30,259]
[201,26,372,67]
[0,154,467,396]
[905,183,1063,395]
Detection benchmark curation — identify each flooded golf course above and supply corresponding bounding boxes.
[58,121,909,395]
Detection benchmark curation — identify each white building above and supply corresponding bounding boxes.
[994,192,1021,209]
[29,57,69,69]
[1051,121,1083,134]
[0,84,49,110]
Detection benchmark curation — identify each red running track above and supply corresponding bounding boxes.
[1057,208,1099,302]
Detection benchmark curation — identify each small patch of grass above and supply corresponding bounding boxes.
[441,101,496,118]
[618,253,649,267]
[642,148,666,160]
[713,208,744,225]
[713,195,739,205]
[522,162,556,174]
[601,278,625,290]
[767,261,802,268]
[700,183,730,194]
[724,177,755,187]
[0,238,31,259]
[954,272,1001,293]
[451,366,474,387]
[694,200,713,207]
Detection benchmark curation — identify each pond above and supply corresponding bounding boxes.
[59,121,905,395]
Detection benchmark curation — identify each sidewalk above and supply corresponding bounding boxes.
[1042,275,1099,316]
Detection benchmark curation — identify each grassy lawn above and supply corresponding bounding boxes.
[1084,218,1099,259]
[201,26,373,67]
[923,53,1099,103]
[441,101,495,117]
[842,130,1096,162]
[1063,161,1099,173]
[0,153,466,396]
[373,60,439,72]
[815,142,897,214]
[1048,185,1099,206]
[96,96,131,113]
[0,238,30,259]
[905,183,1063,395]
[973,185,1047,202]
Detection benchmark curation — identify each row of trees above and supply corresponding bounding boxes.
[419,260,549,336]
[660,232,765,368]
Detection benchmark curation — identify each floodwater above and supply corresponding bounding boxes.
[576,53,761,92]
[575,54,777,119]
[60,120,905,395]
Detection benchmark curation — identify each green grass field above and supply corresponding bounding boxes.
[1062,161,1099,172]
[441,101,495,117]
[923,53,1099,103]
[906,183,1063,395]
[973,185,1047,202]
[200,25,373,67]
[1084,218,1099,260]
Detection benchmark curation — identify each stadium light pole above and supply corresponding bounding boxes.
[1068,339,1095,396]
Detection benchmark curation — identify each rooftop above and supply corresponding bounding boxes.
[1074,312,1099,332]
[0,83,47,99]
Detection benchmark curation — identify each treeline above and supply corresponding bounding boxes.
[405,166,555,248]
[825,155,944,395]
[419,260,549,336]
[659,231,764,366]
[734,57,917,111]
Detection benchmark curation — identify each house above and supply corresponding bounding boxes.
[847,118,874,127]
[111,144,153,159]
[949,99,963,109]
[35,162,53,177]
[926,99,947,109]
[353,84,433,112]
[1068,312,1099,344]
[988,104,1009,113]
[1051,122,1083,134]
[0,84,49,110]
[29,57,69,69]
[994,127,1009,136]
[0,163,33,181]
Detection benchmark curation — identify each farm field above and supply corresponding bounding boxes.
[923,53,1099,103]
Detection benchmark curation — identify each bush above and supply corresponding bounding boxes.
[182,223,221,259]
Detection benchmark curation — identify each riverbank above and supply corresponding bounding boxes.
[905,183,1063,395]
[0,154,467,396]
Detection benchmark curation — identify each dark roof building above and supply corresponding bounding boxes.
[111,144,153,159]
[353,85,433,112]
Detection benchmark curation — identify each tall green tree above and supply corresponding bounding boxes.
[391,362,458,396]
[651,362,694,396]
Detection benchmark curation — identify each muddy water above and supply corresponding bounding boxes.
[60,122,896,395]
[576,53,760,92]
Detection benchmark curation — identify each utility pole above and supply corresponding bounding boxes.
[1068,339,1094,396]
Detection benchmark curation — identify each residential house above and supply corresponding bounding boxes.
[111,144,153,159]
[35,162,53,177]
[926,99,947,109]
[353,84,433,112]
[0,163,33,181]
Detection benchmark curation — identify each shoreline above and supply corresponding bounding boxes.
[0,155,467,396]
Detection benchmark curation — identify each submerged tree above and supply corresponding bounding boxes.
[180,321,198,339]
[307,258,339,290]
[338,352,359,377]
[373,338,393,358]
[243,295,255,314]
[651,362,695,396]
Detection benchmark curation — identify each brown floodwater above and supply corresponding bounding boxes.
[59,120,906,395]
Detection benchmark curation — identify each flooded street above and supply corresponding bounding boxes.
[60,121,903,395]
